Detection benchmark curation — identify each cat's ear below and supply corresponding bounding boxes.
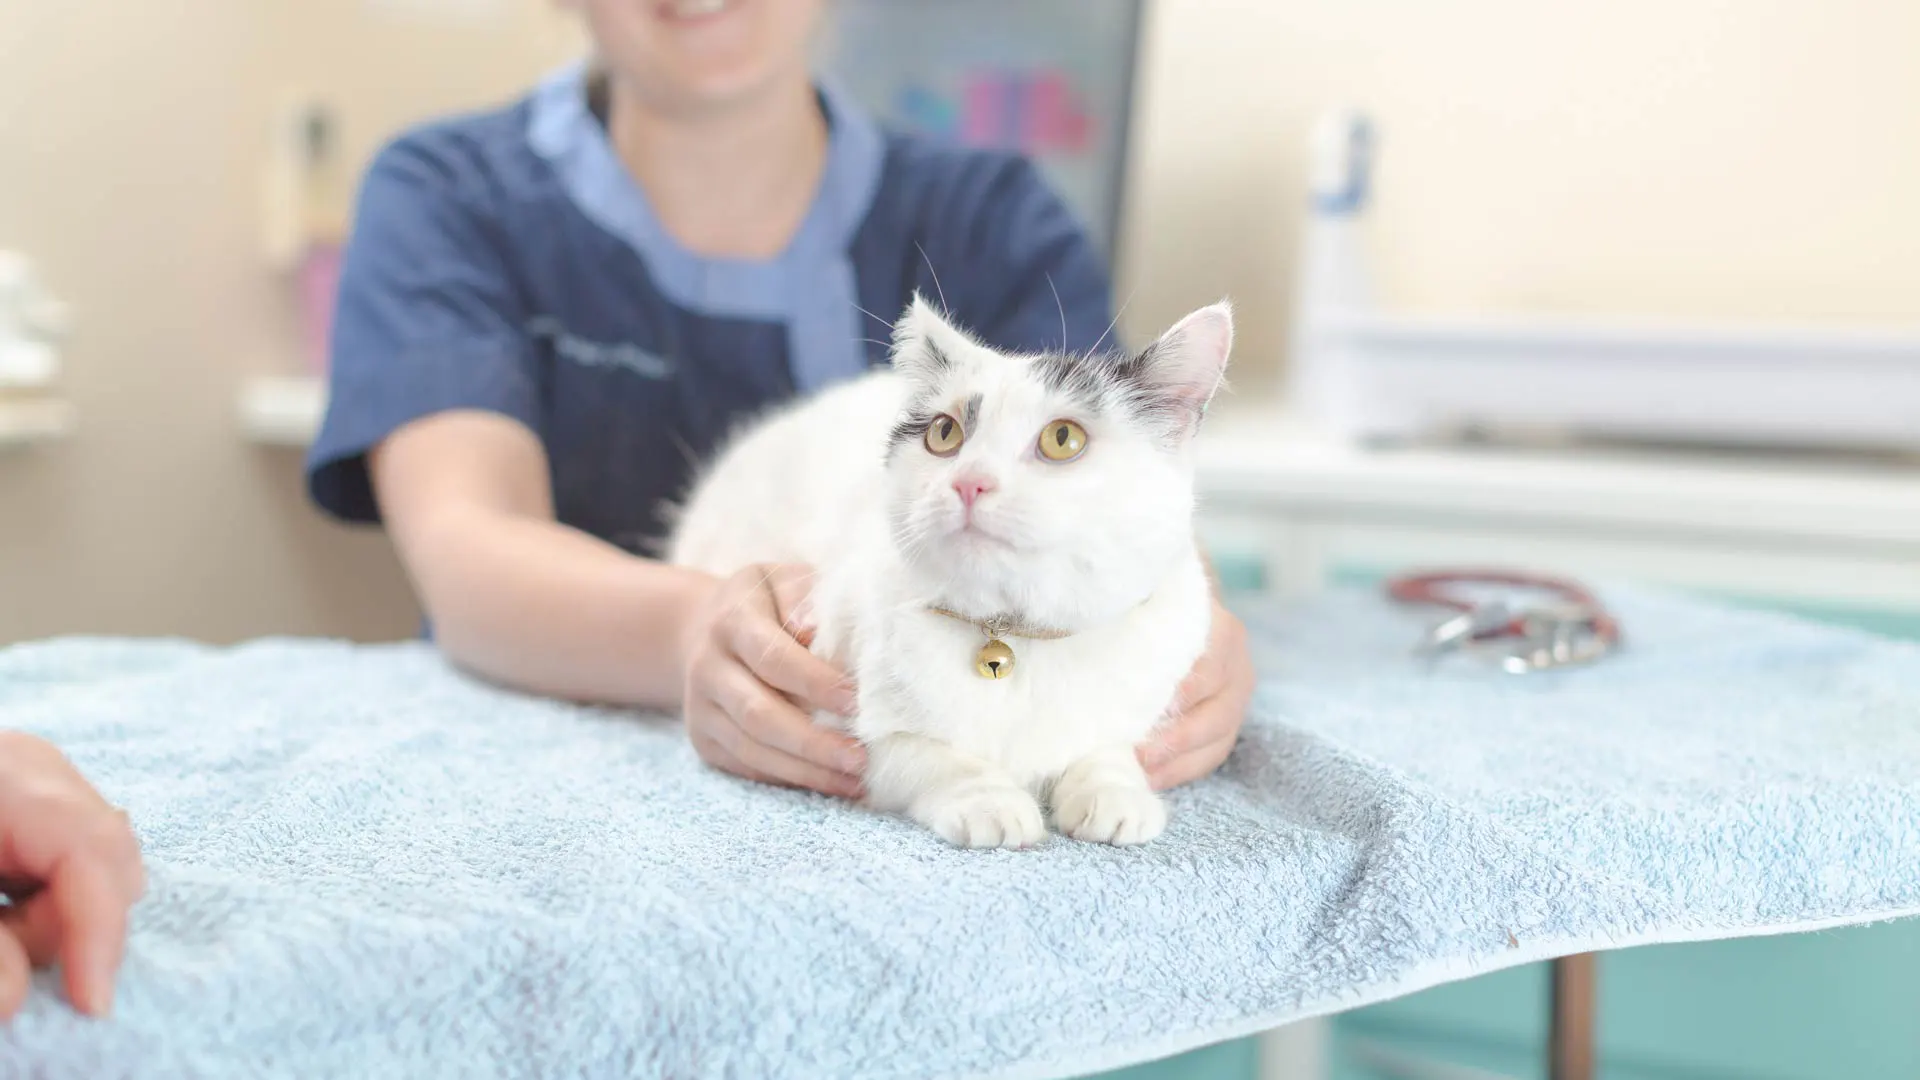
[1126,300,1234,439]
[889,292,971,385]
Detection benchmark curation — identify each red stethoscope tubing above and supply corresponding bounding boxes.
[1386,569,1622,645]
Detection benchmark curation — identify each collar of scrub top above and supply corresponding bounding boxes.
[526,59,888,393]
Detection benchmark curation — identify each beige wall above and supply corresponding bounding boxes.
[4,0,1917,644]
[0,1,576,645]
[1119,0,1920,388]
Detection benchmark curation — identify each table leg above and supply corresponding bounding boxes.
[1548,953,1598,1080]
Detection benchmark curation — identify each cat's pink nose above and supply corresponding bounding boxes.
[952,474,997,509]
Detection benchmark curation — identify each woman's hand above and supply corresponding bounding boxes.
[680,564,867,799]
[0,732,145,1020]
[1139,597,1254,790]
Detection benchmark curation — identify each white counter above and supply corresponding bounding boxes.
[1192,408,1920,611]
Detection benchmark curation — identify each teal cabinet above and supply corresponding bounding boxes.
[1332,921,1920,1080]
[1074,1038,1261,1080]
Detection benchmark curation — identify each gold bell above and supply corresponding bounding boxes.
[975,638,1015,679]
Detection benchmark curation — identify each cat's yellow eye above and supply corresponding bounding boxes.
[924,413,965,456]
[1037,419,1089,462]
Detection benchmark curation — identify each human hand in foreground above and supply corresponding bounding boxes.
[0,731,144,1020]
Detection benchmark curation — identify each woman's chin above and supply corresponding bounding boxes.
[653,0,808,98]
[598,0,810,112]
[651,57,795,111]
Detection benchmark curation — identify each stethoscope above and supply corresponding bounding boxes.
[1387,569,1623,674]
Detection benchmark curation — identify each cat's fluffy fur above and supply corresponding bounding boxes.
[668,297,1233,848]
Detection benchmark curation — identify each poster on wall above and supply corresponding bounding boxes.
[814,0,1144,259]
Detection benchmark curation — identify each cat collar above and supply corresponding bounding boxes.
[925,607,1074,680]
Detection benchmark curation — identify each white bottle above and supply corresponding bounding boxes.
[0,251,67,394]
[1287,110,1376,436]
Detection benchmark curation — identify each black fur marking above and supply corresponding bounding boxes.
[962,393,982,431]
[1030,349,1128,411]
[888,409,932,447]
[921,339,949,372]
[1113,342,1196,437]
[1028,342,1196,443]
[886,406,935,459]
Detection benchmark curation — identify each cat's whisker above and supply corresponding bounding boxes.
[890,517,938,558]
[1046,272,1067,350]
[914,242,950,314]
[851,302,892,329]
[1090,284,1140,357]
[712,564,808,636]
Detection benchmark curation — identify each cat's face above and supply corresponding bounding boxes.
[881,297,1234,626]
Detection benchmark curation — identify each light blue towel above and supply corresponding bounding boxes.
[2,587,1917,1079]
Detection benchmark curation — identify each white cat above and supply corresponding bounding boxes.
[668,297,1233,849]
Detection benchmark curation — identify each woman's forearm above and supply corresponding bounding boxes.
[367,412,719,709]
[401,503,716,709]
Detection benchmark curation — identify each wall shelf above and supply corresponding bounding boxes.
[0,397,75,451]
[239,375,324,447]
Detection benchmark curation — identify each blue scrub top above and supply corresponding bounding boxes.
[307,62,1115,554]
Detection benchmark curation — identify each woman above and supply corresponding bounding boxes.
[307,0,1252,799]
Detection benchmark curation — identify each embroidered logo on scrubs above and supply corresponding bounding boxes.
[528,317,674,381]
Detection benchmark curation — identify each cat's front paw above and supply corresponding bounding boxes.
[1052,782,1166,846]
[916,782,1047,850]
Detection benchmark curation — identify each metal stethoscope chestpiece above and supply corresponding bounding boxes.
[1390,570,1623,674]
